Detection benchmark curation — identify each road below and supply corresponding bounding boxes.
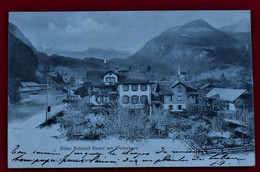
[8,89,66,123]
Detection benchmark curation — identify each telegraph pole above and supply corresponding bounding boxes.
[45,74,49,121]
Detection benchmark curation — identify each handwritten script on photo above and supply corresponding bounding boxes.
[11,144,247,167]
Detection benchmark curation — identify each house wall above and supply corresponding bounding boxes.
[8,83,20,104]
[162,83,194,112]
[9,89,20,104]
[19,92,30,101]
[171,84,188,104]
[89,93,117,106]
[103,73,118,85]
[118,84,151,107]
[163,101,187,112]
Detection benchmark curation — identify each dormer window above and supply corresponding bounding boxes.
[96,96,102,103]
[106,77,115,83]
[104,96,109,102]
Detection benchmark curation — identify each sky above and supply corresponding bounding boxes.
[9,11,250,53]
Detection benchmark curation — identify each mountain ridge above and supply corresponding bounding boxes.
[8,19,252,82]
[127,19,252,76]
[35,46,131,60]
[220,19,251,33]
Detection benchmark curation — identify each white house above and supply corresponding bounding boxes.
[118,82,152,108]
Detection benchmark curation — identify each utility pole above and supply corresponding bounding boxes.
[45,73,49,121]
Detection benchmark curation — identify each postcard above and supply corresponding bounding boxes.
[8,11,255,168]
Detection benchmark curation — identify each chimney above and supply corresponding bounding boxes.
[178,67,180,75]
[115,67,118,73]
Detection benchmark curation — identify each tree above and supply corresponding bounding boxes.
[74,86,89,98]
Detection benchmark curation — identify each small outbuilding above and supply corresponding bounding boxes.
[206,88,248,111]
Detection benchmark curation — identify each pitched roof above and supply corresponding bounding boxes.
[85,71,107,85]
[21,82,38,87]
[180,72,188,75]
[199,83,214,90]
[156,81,174,95]
[85,70,151,85]
[101,71,118,78]
[206,88,247,102]
[171,81,196,92]
[18,87,32,92]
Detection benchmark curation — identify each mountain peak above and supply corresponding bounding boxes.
[183,19,212,28]
[186,19,209,26]
[179,19,215,33]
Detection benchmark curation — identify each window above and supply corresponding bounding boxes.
[96,96,102,103]
[141,84,147,91]
[122,96,129,104]
[178,86,182,92]
[178,96,181,101]
[140,95,148,104]
[169,105,173,110]
[169,96,173,101]
[178,105,182,110]
[104,96,109,102]
[131,95,139,104]
[106,77,115,83]
[123,85,129,91]
[131,85,138,91]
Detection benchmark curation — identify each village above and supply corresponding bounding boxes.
[8,61,254,152]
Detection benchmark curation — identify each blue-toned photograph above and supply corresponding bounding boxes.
[8,11,255,168]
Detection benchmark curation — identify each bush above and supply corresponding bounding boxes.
[212,113,228,134]
[58,108,88,140]
[58,108,106,140]
[186,122,211,148]
[103,106,151,141]
[57,104,178,141]
[149,107,172,138]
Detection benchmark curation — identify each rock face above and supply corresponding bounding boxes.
[9,22,36,51]
[8,23,39,81]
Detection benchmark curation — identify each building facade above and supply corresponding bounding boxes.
[118,82,152,108]
[156,81,198,112]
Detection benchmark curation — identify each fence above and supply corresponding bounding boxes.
[181,137,255,155]
[195,145,255,155]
